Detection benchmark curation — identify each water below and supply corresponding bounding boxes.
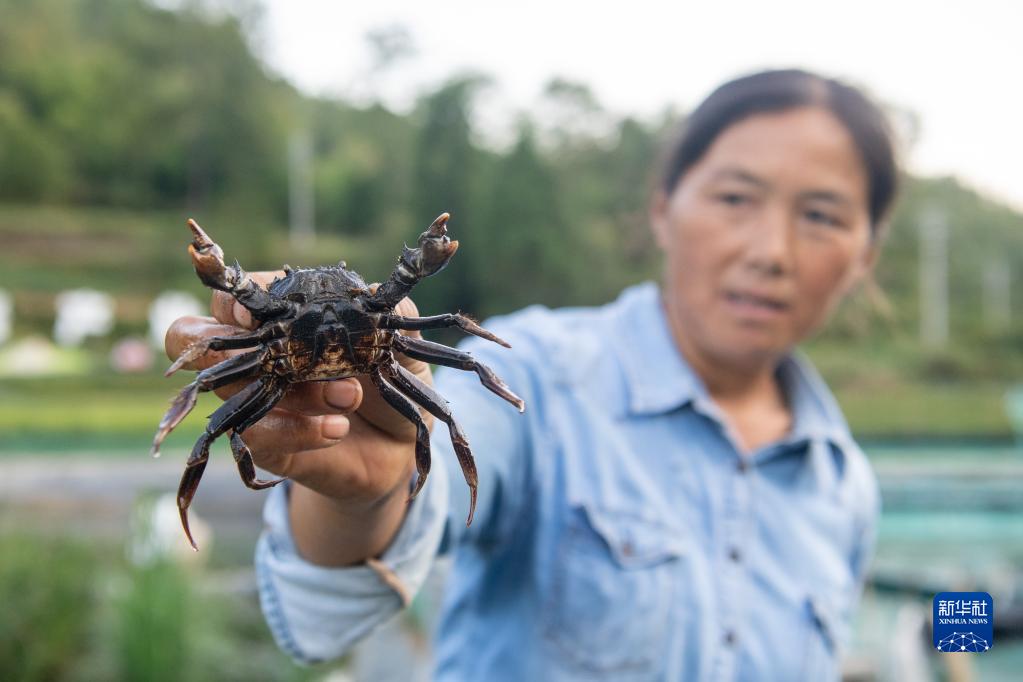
[850,442,1023,681]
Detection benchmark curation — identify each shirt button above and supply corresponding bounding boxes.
[723,630,738,646]
[728,546,742,563]
[736,459,750,474]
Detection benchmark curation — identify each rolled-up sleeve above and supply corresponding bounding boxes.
[255,454,450,665]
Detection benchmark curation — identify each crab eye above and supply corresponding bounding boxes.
[285,292,306,304]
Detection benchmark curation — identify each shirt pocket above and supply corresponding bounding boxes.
[542,503,687,677]
[801,593,844,681]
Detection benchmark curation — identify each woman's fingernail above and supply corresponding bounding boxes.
[322,415,349,439]
[233,302,252,328]
[324,381,358,410]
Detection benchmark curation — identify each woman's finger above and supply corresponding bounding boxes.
[164,315,248,370]
[210,291,251,329]
[210,271,285,327]
[271,378,364,417]
[388,295,432,377]
[239,408,353,465]
[350,372,426,442]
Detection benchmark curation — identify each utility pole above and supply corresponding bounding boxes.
[983,258,1011,332]
[288,130,315,248]
[918,208,949,349]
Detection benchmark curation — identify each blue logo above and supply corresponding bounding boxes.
[933,592,993,653]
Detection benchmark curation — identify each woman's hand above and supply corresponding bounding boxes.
[164,272,431,565]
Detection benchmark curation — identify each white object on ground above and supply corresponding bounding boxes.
[53,289,115,347]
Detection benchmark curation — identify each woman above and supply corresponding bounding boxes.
[167,68,897,680]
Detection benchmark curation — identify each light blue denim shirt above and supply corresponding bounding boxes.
[256,282,880,681]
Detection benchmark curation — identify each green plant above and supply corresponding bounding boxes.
[0,535,99,680]
[115,560,192,681]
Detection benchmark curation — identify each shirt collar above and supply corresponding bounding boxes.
[608,281,852,449]
[775,350,853,447]
[609,282,705,415]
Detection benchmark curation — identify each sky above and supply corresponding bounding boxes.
[256,0,1022,212]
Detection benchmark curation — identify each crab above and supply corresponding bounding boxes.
[151,213,525,550]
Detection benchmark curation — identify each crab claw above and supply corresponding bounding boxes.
[187,219,239,290]
[410,213,459,278]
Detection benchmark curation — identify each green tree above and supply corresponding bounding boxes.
[409,75,490,316]
[476,123,571,315]
[0,0,294,219]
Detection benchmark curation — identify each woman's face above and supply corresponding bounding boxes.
[651,106,876,371]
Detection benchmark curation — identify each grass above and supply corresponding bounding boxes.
[833,382,1014,438]
[0,529,329,681]
[0,534,98,680]
[806,337,1019,439]
[0,372,221,454]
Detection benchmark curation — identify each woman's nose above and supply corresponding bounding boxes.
[744,206,795,277]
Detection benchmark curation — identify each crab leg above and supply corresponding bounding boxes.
[229,431,284,491]
[385,362,478,526]
[164,321,287,376]
[178,375,286,550]
[362,213,460,312]
[370,367,434,508]
[186,219,293,322]
[377,313,511,348]
[151,350,264,457]
[391,335,525,413]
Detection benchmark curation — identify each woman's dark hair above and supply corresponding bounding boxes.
[661,69,899,235]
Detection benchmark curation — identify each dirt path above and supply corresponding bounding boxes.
[0,451,268,543]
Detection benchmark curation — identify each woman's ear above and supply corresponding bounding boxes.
[839,234,882,306]
[649,190,670,251]
[857,241,880,279]
[844,216,884,287]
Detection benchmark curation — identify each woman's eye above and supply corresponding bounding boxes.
[805,209,843,228]
[717,193,749,206]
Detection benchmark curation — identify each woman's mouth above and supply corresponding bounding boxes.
[723,289,790,321]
